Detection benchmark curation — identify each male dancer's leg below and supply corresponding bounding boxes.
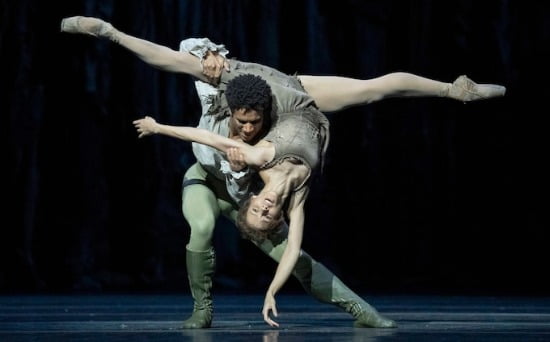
[180,163,222,329]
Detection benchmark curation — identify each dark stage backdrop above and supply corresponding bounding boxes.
[2,0,549,296]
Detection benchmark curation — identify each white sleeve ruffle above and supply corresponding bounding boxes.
[179,38,229,59]
[220,160,254,205]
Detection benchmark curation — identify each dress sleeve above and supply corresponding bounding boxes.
[179,38,230,59]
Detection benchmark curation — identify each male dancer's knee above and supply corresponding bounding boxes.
[186,214,216,250]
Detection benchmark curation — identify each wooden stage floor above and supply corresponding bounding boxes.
[1,293,549,341]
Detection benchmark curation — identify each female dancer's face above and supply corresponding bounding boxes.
[246,191,283,231]
[230,108,264,144]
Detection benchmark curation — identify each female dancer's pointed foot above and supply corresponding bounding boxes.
[448,75,506,102]
[60,16,118,41]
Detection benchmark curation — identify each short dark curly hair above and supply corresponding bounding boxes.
[236,196,284,243]
[225,74,272,114]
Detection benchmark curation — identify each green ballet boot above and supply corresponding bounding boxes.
[181,246,215,329]
[258,236,396,328]
[295,251,396,328]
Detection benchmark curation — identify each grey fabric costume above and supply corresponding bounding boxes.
[261,108,330,191]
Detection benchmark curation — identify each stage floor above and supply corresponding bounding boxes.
[1,293,549,341]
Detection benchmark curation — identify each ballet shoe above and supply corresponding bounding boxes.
[447,75,506,102]
[60,16,119,42]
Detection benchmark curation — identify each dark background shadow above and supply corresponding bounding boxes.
[2,0,549,296]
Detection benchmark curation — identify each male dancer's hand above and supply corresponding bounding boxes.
[226,147,247,171]
[201,50,230,84]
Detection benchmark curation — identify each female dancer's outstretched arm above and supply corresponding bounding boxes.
[133,116,272,167]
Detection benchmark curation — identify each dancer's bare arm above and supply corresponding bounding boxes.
[133,116,272,167]
[262,189,307,327]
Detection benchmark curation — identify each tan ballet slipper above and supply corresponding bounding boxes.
[60,16,120,42]
[445,75,506,102]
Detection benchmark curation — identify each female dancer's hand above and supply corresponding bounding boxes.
[263,292,279,328]
[133,116,159,138]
